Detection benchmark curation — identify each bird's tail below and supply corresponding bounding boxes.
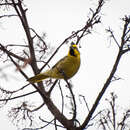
[27,73,49,83]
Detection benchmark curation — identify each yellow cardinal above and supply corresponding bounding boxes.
[27,43,80,83]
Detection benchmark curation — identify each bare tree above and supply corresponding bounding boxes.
[0,0,130,130]
[97,92,130,130]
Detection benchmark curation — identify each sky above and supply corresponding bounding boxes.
[0,0,130,130]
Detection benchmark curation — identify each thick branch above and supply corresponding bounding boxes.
[11,0,39,74]
[41,94,75,129]
[79,50,122,129]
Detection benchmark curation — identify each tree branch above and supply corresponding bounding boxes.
[58,81,64,114]
[0,44,27,62]
[0,90,37,102]
[39,0,104,73]
[0,14,18,18]
[39,117,65,129]
[106,28,120,48]
[11,0,39,74]
[64,79,77,122]
[47,79,58,95]
[78,15,130,130]
[8,54,29,80]
[29,28,47,49]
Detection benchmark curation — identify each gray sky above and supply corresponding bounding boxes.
[0,0,130,129]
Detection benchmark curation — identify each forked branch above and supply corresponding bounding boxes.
[78,15,130,130]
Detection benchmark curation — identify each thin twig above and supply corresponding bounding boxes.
[58,81,64,114]
[65,79,77,121]
[54,118,58,130]
[6,44,29,48]
[0,14,18,18]
[24,102,45,112]
[30,28,47,49]
[0,90,37,101]
[47,79,58,95]
[0,44,27,62]
[8,54,29,80]
[39,117,64,129]
[106,28,120,48]
[79,95,90,112]
[39,40,68,72]
[0,83,30,95]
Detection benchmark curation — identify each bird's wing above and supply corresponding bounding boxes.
[51,56,67,69]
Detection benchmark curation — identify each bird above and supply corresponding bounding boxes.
[27,43,80,83]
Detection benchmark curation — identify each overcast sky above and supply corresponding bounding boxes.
[0,0,130,130]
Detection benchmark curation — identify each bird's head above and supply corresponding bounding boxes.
[68,42,80,57]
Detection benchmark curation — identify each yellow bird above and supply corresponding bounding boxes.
[27,43,80,83]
